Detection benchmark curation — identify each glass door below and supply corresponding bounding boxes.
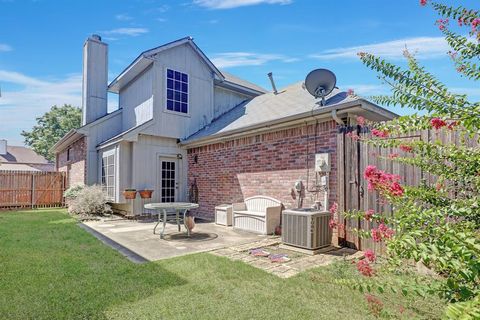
[160,159,177,203]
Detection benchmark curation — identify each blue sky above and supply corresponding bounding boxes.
[0,0,478,145]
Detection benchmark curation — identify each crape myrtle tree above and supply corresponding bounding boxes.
[329,1,480,318]
[22,104,81,161]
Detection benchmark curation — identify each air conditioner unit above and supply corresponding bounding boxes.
[282,209,331,250]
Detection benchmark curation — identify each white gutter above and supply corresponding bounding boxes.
[331,109,345,125]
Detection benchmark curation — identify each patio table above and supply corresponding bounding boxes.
[144,202,199,239]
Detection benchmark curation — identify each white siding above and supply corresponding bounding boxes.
[213,86,250,119]
[119,66,154,130]
[128,135,187,213]
[150,43,215,139]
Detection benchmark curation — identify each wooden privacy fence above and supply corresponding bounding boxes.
[336,127,479,253]
[0,171,66,209]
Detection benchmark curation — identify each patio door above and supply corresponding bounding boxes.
[159,157,178,203]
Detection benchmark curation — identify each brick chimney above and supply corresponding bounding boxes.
[82,34,108,125]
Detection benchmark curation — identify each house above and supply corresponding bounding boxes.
[52,35,396,217]
[0,139,55,172]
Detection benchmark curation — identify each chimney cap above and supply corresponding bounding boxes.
[90,34,102,42]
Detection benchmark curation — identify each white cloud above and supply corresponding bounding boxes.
[115,13,133,21]
[0,43,12,52]
[102,27,149,37]
[0,70,82,145]
[310,36,450,60]
[193,0,292,9]
[211,52,298,68]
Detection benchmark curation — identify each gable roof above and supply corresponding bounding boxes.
[0,145,52,164]
[108,37,224,93]
[181,82,397,146]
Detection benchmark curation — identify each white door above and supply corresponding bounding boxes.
[159,157,178,203]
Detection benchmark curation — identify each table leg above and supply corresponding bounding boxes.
[153,209,161,235]
[176,209,180,232]
[161,209,167,239]
[183,209,190,237]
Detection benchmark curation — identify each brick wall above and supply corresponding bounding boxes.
[187,120,338,219]
[56,137,87,188]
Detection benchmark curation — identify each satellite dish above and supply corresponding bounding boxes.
[304,69,337,106]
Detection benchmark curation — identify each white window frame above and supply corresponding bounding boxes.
[164,68,190,116]
[101,149,116,201]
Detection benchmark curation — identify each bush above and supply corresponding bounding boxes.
[68,185,112,216]
[63,184,84,199]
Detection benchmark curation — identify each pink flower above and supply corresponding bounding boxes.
[329,202,338,214]
[371,228,383,242]
[472,18,480,28]
[347,88,355,96]
[364,209,374,221]
[356,116,366,126]
[357,259,375,277]
[364,165,404,197]
[364,249,376,263]
[388,153,399,159]
[447,121,458,130]
[378,223,395,239]
[328,218,337,229]
[371,128,389,138]
[458,18,464,26]
[430,118,447,130]
[389,182,404,197]
[399,144,413,152]
[346,131,360,141]
[420,0,427,6]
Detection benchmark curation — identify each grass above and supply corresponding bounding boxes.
[0,209,444,319]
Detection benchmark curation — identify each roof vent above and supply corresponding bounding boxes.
[267,72,278,95]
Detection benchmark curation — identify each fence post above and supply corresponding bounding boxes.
[31,173,35,209]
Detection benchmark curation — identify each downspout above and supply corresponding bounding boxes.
[331,109,344,125]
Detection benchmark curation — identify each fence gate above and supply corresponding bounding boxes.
[337,128,424,252]
[0,171,66,209]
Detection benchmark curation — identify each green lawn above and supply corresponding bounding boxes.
[0,209,444,319]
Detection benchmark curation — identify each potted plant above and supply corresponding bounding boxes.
[123,189,137,200]
[139,189,154,199]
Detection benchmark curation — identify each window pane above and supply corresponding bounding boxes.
[174,91,181,101]
[181,93,187,103]
[167,89,173,99]
[182,83,188,93]
[167,69,173,78]
[174,81,181,91]
[181,73,188,83]
[174,71,181,80]
[174,101,181,112]
[167,78,174,89]
[167,99,174,110]
[181,103,187,113]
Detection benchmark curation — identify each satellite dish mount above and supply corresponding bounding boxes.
[304,69,337,106]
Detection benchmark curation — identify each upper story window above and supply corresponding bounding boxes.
[166,68,188,114]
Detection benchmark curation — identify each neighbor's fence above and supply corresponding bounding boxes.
[336,127,479,253]
[0,171,66,209]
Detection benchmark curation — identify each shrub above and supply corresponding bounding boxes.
[63,184,84,199]
[68,185,112,216]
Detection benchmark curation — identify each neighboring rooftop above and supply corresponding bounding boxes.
[0,145,51,165]
[182,82,397,145]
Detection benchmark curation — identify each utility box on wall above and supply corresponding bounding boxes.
[315,153,331,172]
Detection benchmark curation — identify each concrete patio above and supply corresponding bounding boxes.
[82,217,274,261]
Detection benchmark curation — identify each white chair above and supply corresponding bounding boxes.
[232,196,282,235]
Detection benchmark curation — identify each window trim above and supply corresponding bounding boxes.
[101,149,116,201]
[164,68,190,116]
[66,147,71,162]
